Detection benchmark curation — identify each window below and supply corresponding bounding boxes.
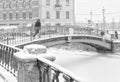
[46,0,50,5]
[16,12,19,19]
[56,23,61,26]
[15,1,18,8]
[9,13,13,20]
[0,24,6,26]
[56,11,60,19]
[9,2,12,8]
[66,11,70,19]
[3,2,6,9]
[29,11,32,19]
[9,23,19,26]
[23,12,26,19]
[46,11,50,19]
[66,0,69,6]
[56,0,60,4]
[3,13,6,20]
[28,0,32,8]
[22,0,26,8]
[45,23,51,26]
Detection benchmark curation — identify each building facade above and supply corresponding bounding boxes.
[0,0,75,27]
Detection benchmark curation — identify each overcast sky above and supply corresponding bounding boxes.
[75,0,120,23]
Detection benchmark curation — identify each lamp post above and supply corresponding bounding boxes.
[102,7,106,33]
[96,23,99,35]
[111,34,114,53]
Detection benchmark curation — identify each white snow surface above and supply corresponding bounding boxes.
[47,48,120,82]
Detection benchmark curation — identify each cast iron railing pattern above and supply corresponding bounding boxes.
[0,42,82,82]
[37,57,81,82]
[0,25,102,45]
[0,43,21,77]
[0,25,114,82]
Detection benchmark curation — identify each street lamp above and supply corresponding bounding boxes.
[96,23,99,35]
[110,34,114,53]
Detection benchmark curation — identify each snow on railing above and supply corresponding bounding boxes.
[37,56,81,82]
[0,42,82,82]
[0,43,22,77]
[0,25,101,45]
[15,44,82,82]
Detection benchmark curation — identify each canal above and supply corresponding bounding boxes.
[48,42,120,82]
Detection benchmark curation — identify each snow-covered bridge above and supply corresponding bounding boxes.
[0,34,119,82]
[15,35,113,52]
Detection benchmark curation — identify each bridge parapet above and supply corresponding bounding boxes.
[0,35,120,82]
[14,44,82,82]
[15,35,68,49]
[0,42,82,82]
[15,35,112,52]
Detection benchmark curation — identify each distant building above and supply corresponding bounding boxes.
[0,0,75,27]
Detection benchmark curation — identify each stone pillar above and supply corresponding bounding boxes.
[14,52,39,82]
[67,27,73,42]
[14,44,56,82]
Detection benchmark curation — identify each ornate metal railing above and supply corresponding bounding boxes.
[37,56,81,82]
[0,43,81,82]
[0,43,21,77]
[0,25,115,82]
[0,25,101,45]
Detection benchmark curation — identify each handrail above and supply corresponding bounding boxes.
[0,25,103,45]
[0,41,83,82]
[0,43,22,77]
[37,56,82,82]
[0,43,22,51]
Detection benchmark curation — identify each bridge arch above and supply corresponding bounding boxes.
[15,35,112,52]
[70,35,112,52]
[0,34,116,82]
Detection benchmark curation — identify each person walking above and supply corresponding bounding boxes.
[100,31,104,37]
[33,19,41,38]
[115,31,118,39]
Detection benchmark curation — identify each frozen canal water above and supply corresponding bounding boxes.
[48,43,120,82]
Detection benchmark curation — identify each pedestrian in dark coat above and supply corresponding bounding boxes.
[115,31,118,39]
[33,19,41,37]
[100,31,104,37]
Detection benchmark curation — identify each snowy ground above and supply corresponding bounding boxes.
[47,45,120,82]
[0,34,120,82]
[0,76,5,82]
